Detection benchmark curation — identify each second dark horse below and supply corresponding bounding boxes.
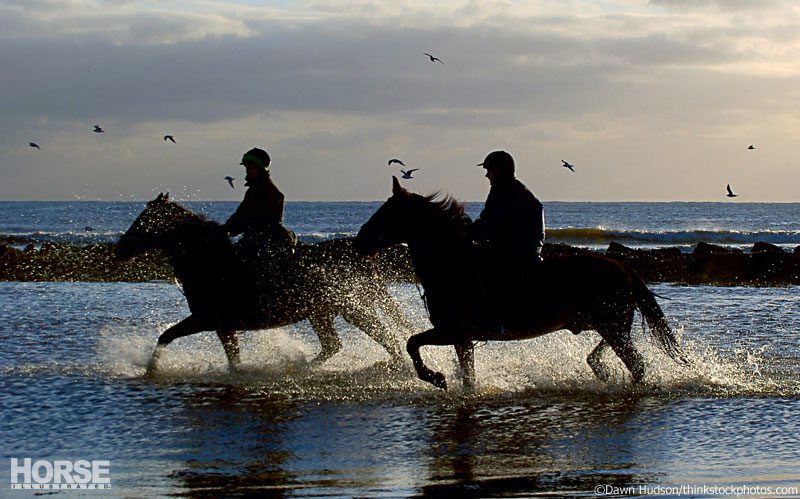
[356,178,687,391]
[115,193,409,376]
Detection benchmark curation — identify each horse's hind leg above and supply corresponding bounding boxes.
[587,339,611,382]
[216,330,240,372]
[146,315,203,377]
[407,328,455,390]
[308,313,341,365]
[343,308,404,364]
[455,342,475,392]
[598,313,646,383]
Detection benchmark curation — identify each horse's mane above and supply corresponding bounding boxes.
[418,191,471,230]
[162,199,231,247]
[167,200,214,225]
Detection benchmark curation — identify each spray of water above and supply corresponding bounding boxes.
[88,291,800,401]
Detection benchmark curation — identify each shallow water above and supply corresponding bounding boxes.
[1,281,800,497]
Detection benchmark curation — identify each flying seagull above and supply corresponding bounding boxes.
[747,144,755,150]
[400,168,419,179]
[726,184,738,198]
[388,158,406,167]
[93,125,104,133]
[224,176,235,189]
[29,142,40,149]
[561,159,575,172]
[424,53,444,63]
[164,135,176,144]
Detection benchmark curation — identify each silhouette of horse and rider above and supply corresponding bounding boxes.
[117,147,686,388]
[116,148,411,376]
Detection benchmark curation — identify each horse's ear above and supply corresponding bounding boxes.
[163,192,170,201]
[155,193,164,202]
[391,176,406,196]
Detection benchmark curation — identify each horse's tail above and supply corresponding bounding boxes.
[627,268,688,364]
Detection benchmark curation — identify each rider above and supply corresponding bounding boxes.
[223,147,296,293]
[469,150,545,328]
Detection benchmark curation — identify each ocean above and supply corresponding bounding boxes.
[2,201,800,251]
[1,201,800,497]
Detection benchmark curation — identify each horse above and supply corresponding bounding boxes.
[115,193,410,376]
[355,177,687,391]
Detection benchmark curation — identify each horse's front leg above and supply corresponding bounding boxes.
[455,342,475,392]
[308,312,341,365]
[146,315,204,377]
[216,330,240,372]
[407,328,453,390]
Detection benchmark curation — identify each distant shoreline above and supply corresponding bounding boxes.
[2,240,799,286]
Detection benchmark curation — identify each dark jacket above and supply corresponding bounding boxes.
[470,176,545,259]
[223,173,285,237]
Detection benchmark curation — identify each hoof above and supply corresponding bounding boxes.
[432,371,448,391]
[309,355,328,368]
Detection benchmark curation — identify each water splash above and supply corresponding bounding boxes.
[81,313,800,401]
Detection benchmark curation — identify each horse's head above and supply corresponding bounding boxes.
[356,177,415,256]
[115,192,186,260]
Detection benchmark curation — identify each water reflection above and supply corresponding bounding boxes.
[164,385,299,497]
[163,386,677,497]
[418,394,665,497]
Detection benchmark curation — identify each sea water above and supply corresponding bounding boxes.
[2,200,800,250]
[1,201,799,496]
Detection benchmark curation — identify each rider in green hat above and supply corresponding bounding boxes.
[223,147,297,297]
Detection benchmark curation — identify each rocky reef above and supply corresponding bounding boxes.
[2,240,800,286]
[0,242,171,282]
[544,241,800,286]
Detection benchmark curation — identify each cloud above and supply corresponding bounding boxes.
[2,0,800,200]
[648,0,791,11]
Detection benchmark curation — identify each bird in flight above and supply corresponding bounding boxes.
[424,53,444,63]
[747,145,755,150]
[561,159,575,172]
[726,184,738,198]
[93,125,104,133]
[224,176,235,189]
[400,168,419,179]
[29,142,40,149]
[388,158,405,167]
[164,135,176,144]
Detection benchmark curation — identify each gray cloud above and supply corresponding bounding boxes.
[2,1,800,200]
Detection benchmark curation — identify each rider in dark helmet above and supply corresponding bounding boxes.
[469,150,545,330]
[223,147,296,294]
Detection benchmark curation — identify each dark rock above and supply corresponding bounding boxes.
[2,239,800,286]
[542,243,594,258]
[607,242,681,257]
[752,242,784,254]
[693,241,743,256]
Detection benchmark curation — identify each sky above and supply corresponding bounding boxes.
[1,0,799,202]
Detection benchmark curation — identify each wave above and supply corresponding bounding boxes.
[0,230,359,247]
[0,230,123,247]
[3,227,800,249]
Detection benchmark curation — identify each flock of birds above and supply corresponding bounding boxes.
[24,52,759,198]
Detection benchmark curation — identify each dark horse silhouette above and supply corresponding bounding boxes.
[115,193,409,376]
[355,178,687,391]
